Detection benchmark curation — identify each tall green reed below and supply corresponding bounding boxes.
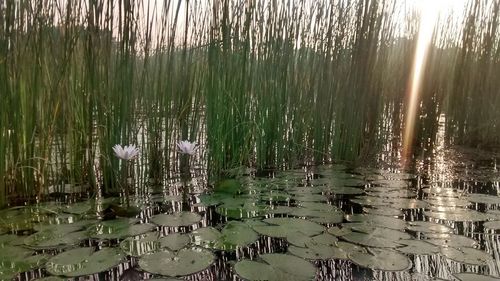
[0,0,499,204]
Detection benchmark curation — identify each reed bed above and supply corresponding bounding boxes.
[0,0,498,206]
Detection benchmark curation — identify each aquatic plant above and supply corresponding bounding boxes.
[177,141,198,156]
[113,144,140,207]
[0,0,498,203]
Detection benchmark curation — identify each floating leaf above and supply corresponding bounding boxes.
[290,208,344,224]
[362,207,403,216]
[159,233,191,251]
[151,212,202,227]
[288,243,347,260]
[453,272,500,281]
[425,233,478,248]
[234,260,280,281]
[349,248,411,271]
[345,214,407,230]
[440,247,493,265]
[215,204,263,219]
[46,247,124,277]
[260,253,317,280]
[340,232,402,248]
[406,221,453,234]
[139,248,214,276]
[329,186,364,195]
[253,218,325,238]
[219,221,259,250]
[191,227,223,248]
[87,219,155,239]
[120,232,160,257]
[484,220,500,230]
[466,194,500,205]
[396,239,440,255]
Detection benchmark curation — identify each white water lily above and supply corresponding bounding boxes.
[112,144,140,160]
[177,140,197,155]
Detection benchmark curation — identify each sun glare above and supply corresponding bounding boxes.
[401,0,467,167]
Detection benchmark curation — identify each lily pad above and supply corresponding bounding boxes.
[345,214,407,230]
[151,212,202,227]
[406,221,453,234]
[289,208,344,224]
[340,232,402,248]
[253,218,325,238]
[138,248,215,276]
[466,194,500,205]
[425,233,478,248]
[46,247,124,277]
[120,232,161,257]
[453,273,500,281]
[260,253,317,280]
[288,243,347,260]
[219,221,259,250]
[349,248,411,271]
[440,247,493,265]
[191,227,223,249]
[234,260,280,280]
[87,219,155,239]
[159,233,191,251]
[191,222,258,251]
[396,239,440,255]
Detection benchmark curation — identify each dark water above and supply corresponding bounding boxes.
[5,141,500,281]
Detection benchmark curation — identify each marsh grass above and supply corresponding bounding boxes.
[0,0,499,205]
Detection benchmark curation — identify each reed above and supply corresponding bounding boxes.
[0,0,499,204]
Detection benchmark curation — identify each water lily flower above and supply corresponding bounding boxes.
[112,144,140,160]
[177,140,197,155]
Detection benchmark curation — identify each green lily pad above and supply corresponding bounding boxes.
[215,204,263,219]
[425,233,478,248]
[329,186,364,195]
[345,214,407,230]
[25,222,92,249]
[363,206,403,216]
[138,248,215,276]
[289,208,344,224]
[191,222,258,251]
[406,221,453,234]
[327,226,352,237]
[62,201,93,215]
[453,272,500,281]
[396,239,440,255]
[440,247,493,265]
[262,218,325,236]
[191,227,223,249]
[346,224,412,240]
[0,234,25,246]
[46,247,125,277]
[151,212,202,227]
[159,233,191,251]
[219,221,259,250]
[25,230,88,249]
[348,248,411,271]
[484,220,500,230]
[260,253,316,280]
[340,232,402,248]
[234,260,280,280]
[287,232,338,248]
[466,194,500,205]
[87,219,155,239]
[120,232,161,257]
[264,206,295,215]
[0,245,34,260]
[288,244,347,260]
[424,209,489,222]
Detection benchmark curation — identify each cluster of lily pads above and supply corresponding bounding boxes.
[0,165,499,280]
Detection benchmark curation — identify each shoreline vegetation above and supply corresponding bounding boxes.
[0,0,499,206]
